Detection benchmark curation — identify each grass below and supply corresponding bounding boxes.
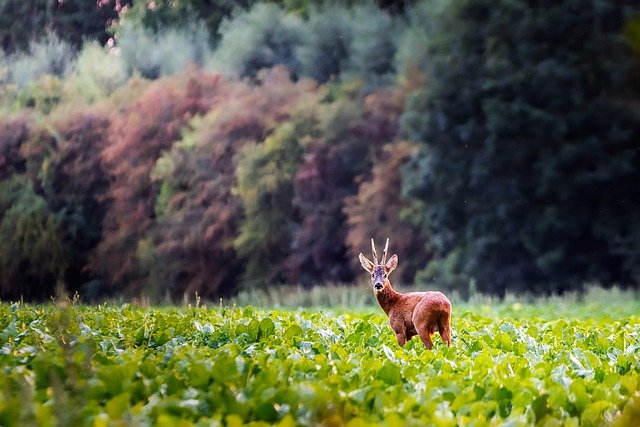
[226,284,640,319]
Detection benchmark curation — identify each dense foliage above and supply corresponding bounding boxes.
[402,0,640,296]
[1,0,639,300]
[0,302,639,425]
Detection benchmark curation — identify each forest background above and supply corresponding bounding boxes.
[1,0,639,302]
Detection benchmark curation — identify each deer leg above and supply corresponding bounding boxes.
[412,301,437,350]
[438,313,452,347]
[390,318,407,347]
[416,329,433,349]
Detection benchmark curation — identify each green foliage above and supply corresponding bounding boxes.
[2,32,76,90]
[117,21,212,79]
[402,0,640,295]
[0,302,638,425]
[235,117,315,288]
[296,4,353,83]
[62,42,127,104]
[211,3,304,79]
[0,176,67,299]
[342,4,398,87]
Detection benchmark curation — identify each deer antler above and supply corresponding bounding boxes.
[382,238,389,265]
[371,238,379,265]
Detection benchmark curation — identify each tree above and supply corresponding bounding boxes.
[147,67,322,299]
[288,88,404,285]
[402,0,640,295]
[344,141,430,285]
[0,113,31,180]
[234,116,316,289]
[0,0,126,53]
[95,70,222,296]
[0,176,67,300]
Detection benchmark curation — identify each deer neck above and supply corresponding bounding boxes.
[376,280,401,315]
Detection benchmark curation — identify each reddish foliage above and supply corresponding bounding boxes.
[345,141,431,284]
[147,67,323,298]
[95,70,223,293]
[288,88,404,285]
[0,113,31,180]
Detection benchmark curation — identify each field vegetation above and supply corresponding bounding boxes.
[1,288,639,426]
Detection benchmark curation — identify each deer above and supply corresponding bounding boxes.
[359,238,452,350]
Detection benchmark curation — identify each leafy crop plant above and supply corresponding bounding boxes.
[0,302,638,426]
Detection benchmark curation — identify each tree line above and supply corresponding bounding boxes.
[0,0,639,301]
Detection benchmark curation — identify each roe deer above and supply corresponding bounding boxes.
[359,238,452,349]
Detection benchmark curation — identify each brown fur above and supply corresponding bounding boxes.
[359,240,452,349]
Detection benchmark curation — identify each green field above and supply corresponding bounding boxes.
[1,296,639,426]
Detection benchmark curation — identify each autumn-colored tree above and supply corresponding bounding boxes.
[344,140,430,285]
[0,113,31,180]
[95,70,223,296]
[288,87,404,285]
[147,67,321,298]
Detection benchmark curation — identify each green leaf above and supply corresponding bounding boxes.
[377,364,402,385]
[284,325,304,342]
[105,392,130,419]
[259,318,275,339]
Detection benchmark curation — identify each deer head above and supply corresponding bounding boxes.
[359,238,398,294]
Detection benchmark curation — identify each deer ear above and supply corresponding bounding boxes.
[385,254,398,273]
[359,253,374,273]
